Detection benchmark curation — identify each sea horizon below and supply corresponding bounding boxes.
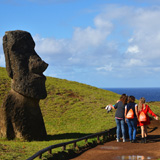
[103,87,160,102]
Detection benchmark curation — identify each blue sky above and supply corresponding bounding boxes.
[1,0,160,88]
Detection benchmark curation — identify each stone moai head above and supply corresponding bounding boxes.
[3,30,48,99]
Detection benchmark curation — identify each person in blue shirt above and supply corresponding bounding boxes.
[125,95,138,143]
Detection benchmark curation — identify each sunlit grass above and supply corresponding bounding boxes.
[0,67,160,159]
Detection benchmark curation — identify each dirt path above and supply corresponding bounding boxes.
[71,120,160,160]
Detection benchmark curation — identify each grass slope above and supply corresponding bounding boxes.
[0,67,160,160]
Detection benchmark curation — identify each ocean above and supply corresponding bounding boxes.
[104,88,160,102]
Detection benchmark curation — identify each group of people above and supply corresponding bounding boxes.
[109,94,159,143]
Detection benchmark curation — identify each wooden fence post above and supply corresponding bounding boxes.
[73,142,76,150]
[38,154,42,159]
[48,149,52,154]
[62,145,66,151]
[97,135,100,143]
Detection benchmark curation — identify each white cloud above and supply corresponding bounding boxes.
[72,25,111,50]
[1,3,160,87]
[34,35,66,55]
[126,45,140,54]
[126,7,160,61]
[31,4,160,83]
[72,27,100,48]
[94,17,113,30]
[152,67,160,72]
[124,59,144,67]
[96,64,113,72]
[33,17,114,68]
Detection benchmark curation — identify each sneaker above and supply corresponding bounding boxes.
[123,139,126,142]
[117,139,120,142]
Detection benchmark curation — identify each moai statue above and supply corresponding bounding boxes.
[0,30,48,141]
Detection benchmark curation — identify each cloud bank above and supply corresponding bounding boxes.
[30,5,160,84]
[1,3,160,87]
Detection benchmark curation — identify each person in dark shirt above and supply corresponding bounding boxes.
[114,94,128,142]
[125,96,138,143]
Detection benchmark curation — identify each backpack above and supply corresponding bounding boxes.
[126,108,134,119]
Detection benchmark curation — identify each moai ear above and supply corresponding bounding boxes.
[3,35,13,79]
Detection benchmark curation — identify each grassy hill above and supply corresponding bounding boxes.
[0,66,160,160]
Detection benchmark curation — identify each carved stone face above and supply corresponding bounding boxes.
[3,30,48,99]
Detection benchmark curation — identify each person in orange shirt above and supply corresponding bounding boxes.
[138,97,158,143]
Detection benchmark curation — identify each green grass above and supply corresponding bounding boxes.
[0,66,160,160]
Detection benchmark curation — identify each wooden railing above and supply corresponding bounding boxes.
[26,127,116,160]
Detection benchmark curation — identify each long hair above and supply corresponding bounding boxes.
[120,94,128,105]
[138,97,146,111]
[128,95,135,103]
